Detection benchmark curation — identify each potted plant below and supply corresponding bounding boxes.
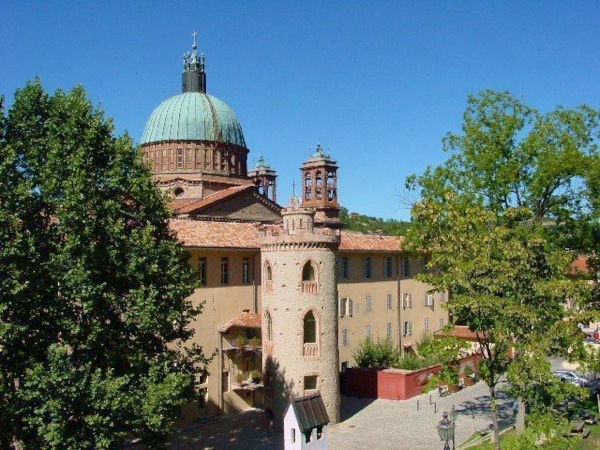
[236,335,248,349]
[249,336,261,347]
[250,369,262,384]
[236,372,246,385]
[442,366,460,393]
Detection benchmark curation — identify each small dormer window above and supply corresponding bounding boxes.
[174,187,184,198]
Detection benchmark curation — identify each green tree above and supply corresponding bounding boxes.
[405,90,599,448]
[352,337,400,369]
[0,81,210,449]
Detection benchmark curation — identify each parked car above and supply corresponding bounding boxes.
[553,370,589,387]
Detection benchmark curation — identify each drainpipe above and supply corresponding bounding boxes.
[217,332,223,415]
[252,251,260,313]
[397,254,403,354]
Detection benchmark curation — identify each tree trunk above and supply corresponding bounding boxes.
[489,386,501,450]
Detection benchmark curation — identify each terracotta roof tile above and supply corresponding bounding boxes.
[434,325,483,342]
[339,231,403,252]
[169,219,261,249]
[569,256,590,275]
[169,198,201,213]
[218,310,262,332]
[170,221,408,252]
[171,186,252,214]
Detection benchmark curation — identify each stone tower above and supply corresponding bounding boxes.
[259,200,341,429]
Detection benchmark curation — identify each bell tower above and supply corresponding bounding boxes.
[248,155,277,203]
[301,145,340,227]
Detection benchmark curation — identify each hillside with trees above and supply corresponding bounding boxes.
[339,206,411,236]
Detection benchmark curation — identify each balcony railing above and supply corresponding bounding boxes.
[264,341,274,356]
[303,343,319,357]
[301,281,318,294]
[264,280,273,294]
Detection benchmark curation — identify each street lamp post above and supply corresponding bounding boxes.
[436,411,456,450]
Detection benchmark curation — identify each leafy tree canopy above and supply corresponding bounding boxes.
[404,90,599,447]
[0,81,210,449]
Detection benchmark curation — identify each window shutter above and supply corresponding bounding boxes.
[348,298,353,317]
[339,298,346,317]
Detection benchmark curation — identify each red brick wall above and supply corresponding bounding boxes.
[341,354,482,400]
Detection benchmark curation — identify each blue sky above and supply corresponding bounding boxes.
[2,1,599,221]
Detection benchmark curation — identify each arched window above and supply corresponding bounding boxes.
[303,311,316,344]
[264,310,272,341]
[303,310,319,357]
[302,261,317,294]
[304,174,312,200]
[315,173,323,199]
[302,262,315,281]
[264,262,273,294]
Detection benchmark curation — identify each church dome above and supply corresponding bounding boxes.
[140,92,246,147]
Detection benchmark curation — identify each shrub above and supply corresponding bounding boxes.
[352,338,400,369]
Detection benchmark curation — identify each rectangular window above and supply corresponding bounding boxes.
[342,328,349,346]
[403,321,412,336]
[221,257,229,285]
[365,295,372,312]
[341,257,349,279]
[386,293,393,310]
[304,375,318,391]
[222,371,230,393]
[176,147,184,169]
[439,318,445,330]
[366,325,372,340]
[340,298,353,317]
[242,257,250,284]
[198,388,207,408]
[440,291,446,303]
[386,322,392,340]
[291,428,296,444]
[198,257,207,286]
[339,298,347,317]
[425,293,434,307]
[424,317,429,332]
[384,256,393,278]
[401,258,410,276]
[363,257,372,279]
[402,293,412,309]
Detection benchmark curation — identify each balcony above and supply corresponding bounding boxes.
[303,343,319,357]
[264,280,273,294]
[222,336,262,352]
[301,281,318,294]
[264,341,274,356]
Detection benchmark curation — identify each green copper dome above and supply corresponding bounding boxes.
[140,92,246,147]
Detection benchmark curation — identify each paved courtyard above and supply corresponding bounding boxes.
[163,380,515,450]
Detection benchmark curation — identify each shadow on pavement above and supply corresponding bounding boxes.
[340,395,377,422]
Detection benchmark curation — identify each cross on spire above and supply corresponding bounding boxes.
[192,30,198,48]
